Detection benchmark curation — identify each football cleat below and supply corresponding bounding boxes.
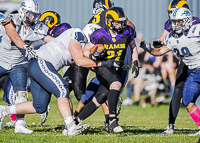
[63,121,91,136]
[0,105,9,131]
[102,122,109,132]
[109,118,123,133]
[14,119,33,134]
[40,105,50,125]
[3,121,16,127]
[161,124,174,135]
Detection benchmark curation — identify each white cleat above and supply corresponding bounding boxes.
[14,119,33,134]
[0,105,9,131]
[3,121,16,127]
[161,124,174,135]
[109,118,123,133]
[63,121,91,136]
[40,105,50,125]
[189,130,200,136]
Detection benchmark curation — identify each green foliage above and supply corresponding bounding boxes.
[0,90,199,143]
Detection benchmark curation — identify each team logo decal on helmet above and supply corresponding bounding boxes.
[105,6,127,33]
[168,0,190,18]
[40,11,61,29]
[170,7,193,35]
[18,0,41,26]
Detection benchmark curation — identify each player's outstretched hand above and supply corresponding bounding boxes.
[140,40,152,52]
[152,39,163,48]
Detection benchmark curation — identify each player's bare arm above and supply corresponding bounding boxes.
[4,22,26,49]
[69,39,101,67]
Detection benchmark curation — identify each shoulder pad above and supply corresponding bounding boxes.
[194,24,200,36]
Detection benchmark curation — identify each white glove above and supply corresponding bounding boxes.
[23,45,38,59]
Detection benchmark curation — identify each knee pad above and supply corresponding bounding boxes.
[15,91,28,104]
[95,92,108,104]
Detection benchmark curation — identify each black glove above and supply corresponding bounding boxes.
[152,39,163,48]
[23,45,38,59]
[89,46,106,61]
[140,40,152,52]
[132,60,139,78]
[101,59,113,68]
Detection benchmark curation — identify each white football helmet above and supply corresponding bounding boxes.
[18,0,40,25]
[170,7,193,34]
[82,23,101,42]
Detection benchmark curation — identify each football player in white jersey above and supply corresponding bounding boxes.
[2,10,65,128]
[0,25,112,135]
[0,0,53,133]
[140,7,200,134]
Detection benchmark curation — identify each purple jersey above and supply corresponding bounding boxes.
[164,16,200,32]
[88,10,107,27]
[90,25,136,66]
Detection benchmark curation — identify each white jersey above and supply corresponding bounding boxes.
[0,14,49,70]
[164,24,200,69]
[35,28,87,71]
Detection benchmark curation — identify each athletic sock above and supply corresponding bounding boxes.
[107,90,120,121]
[10,114,17,121]
[189,106,200,126]
[77,101,99,121]
[64,116,73,125]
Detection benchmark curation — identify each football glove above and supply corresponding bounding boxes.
[132,60,139,78]
[101,59,114,68]
[23,45,38,59]
[140,40,152,52]
[152,39,163,48]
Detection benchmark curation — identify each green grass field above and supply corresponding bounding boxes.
[0,89,199,143]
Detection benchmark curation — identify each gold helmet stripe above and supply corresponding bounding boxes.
[168,0,189,11]
[106,10,119,21]
[177,1,189,8]
[168,2,172,11]
[105,0,109,9]
[40,12,58,28]
[106,10,127,21]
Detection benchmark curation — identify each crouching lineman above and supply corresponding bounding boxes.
[75,6,139,133]
[0,24,113,135]
[140,7,200,135]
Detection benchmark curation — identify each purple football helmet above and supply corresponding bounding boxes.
[51,23,72,37]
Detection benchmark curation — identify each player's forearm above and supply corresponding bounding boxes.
[149,48,165,56]
[75,57,101,67]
